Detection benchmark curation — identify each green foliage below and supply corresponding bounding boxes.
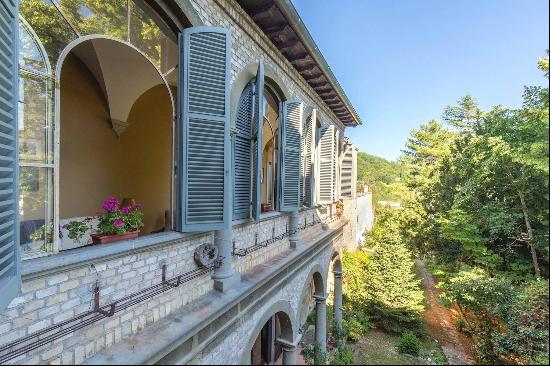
[426,349,448,365]
[342,310,370,342]
[357,52,549,364]
[65,197,144,240]
[442,268,549,363]
[356,152,404,203]
[330,341,354,365]
[65,220,89,242]
[343,213,425,333]
[299,343,315,365]
[398,330,421,356]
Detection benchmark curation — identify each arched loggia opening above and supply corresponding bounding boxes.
[57,37,173,249]
[298,264,327,362]
[242,301,297,365]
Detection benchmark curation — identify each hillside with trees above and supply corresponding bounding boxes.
[334,52,549,365]
[356,152,404,204]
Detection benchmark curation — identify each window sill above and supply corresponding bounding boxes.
[21,231,210,281]
[232,211,286,229]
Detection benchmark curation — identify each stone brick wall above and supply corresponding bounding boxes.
[0,207,339,365]
[189,232,343,365]
[1,234,213,364]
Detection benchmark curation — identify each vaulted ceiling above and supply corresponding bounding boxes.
[236,0,362,127]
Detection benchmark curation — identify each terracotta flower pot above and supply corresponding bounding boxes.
[91,230,139,244]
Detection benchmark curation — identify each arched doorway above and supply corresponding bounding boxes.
[57,37,173,249]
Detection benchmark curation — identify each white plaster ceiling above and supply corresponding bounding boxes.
[71,38,166,127]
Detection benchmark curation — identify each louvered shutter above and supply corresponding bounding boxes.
[0,0,20,311]
[178,27,231,232]
[251,61,264,221]
[317,125,334,204]
[279,100,303,211]
[301,109,315,207]
[233,84,253,220]
[340,145,354,198]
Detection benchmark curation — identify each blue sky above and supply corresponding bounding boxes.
[292,0,549,161]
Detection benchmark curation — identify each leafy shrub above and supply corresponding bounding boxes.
[342,309,370,342]
[300,343,327,365]
[398,330,421,356]
[344,317,363,342]
[443,269,549,363]
[330,341,354,365]
[426,349,448,365]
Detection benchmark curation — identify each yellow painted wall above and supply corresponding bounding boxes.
[59,53,171,235]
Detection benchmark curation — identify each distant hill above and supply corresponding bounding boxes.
[356,152,403,203]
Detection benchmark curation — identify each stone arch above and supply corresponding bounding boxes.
[230,61,292,127]
[240,300,297,365]
[297,263,327,328]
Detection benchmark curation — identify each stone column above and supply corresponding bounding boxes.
[212,228,240,292]
[333,270,343,336]
[314,295,327,361]
[281,343,297,365]
[288,211,302,249]
[211,132,240,292]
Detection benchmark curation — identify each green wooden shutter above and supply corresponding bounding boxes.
[301,108,315,207]
[251,61,264,221]
[178,27,231,232]
[280,100,303,211]
[317,124,334,204]
[233,83,253,220]
[0,0,20,311]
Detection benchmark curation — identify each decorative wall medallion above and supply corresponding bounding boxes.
[194,243,219,268]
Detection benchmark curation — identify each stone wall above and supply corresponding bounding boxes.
[188,231,342,365]
[356,193,374,244]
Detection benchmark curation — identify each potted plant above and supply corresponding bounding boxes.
[65,196,144,244]
[336,200,344,217]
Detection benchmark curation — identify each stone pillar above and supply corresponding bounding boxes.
[314,295,327,361]
[333,270,343,336]
[212,130,240,292]
[212,228,240,292]
[288,211,302,249]
[281,343,297,365]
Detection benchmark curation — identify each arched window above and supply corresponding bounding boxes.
[260,86,280,213]
[17,0,180,254]
[18,17,54,256]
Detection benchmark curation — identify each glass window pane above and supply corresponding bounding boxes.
[20,0,78,69]
[130,0,177,73]
[19,167,53,256]
[19,21,48,74]
[18,74,52,164]
[58,0,129,40]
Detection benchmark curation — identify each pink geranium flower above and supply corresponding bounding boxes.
[113,219,124,228]
[102,196,119,212]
